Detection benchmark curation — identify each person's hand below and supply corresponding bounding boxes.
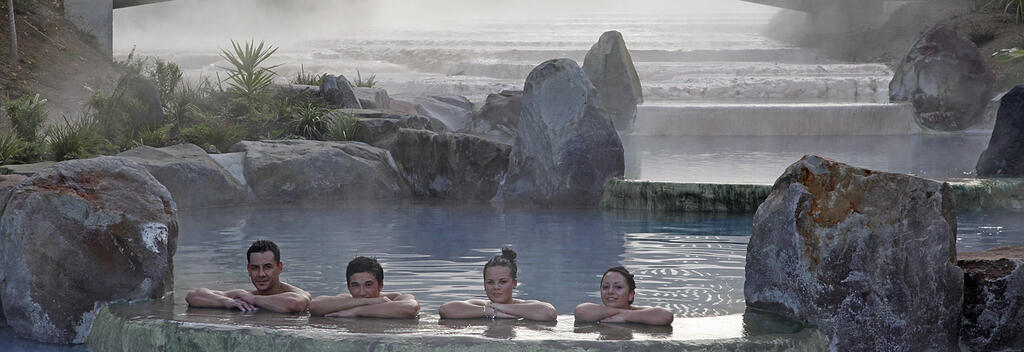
[225,298,259,312]
[493,310,519,319]
[600,311,629,323]
[236,292,257,304]
[325,308,358,318]
[373,296,392,305]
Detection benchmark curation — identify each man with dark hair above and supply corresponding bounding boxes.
[309,256,420,318]
[185,240,311,313]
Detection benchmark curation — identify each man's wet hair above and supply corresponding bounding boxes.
[246,240,281,263]
[347,256,384,285]
[604,266,637,304]
[484,247,518,279]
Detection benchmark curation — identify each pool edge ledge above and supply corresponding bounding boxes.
[85,306,829,352]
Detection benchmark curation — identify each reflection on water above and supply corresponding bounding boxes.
[174,202,753,317]
[624,134,991,183]
[957,212,1024,253]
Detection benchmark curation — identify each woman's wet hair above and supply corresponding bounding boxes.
[484,247,518,279]
[603,266,636,304]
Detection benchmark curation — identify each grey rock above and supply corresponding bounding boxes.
[379,129,510,201]
[351,114,446,147]
[959,246,1024,351]
[977,85,1024,176]
[889,24,995,131]
[463,90,522,144]
[118,143,251,209]
[227,140,410,203]
[583,31,643,131]
[389,94,473,131]
[500,59,624,206]
[0,156,177,344]
[320,75,362,109]
[1,162,57,177]
[745,155,962,351]
[353,87,391,110]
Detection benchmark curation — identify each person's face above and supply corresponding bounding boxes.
[600,271,634,309]
[348,272,382,298]
[484,266,517,304]
[247,251,283,293]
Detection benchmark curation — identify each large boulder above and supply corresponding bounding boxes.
[889,24,995,131]
[350,113,447,147]
[227,140,410,203]
[380,129,510,201]
[353,87,391,110]
[463,90,522,144]
[389,94,473,131]
[118,143,251,209]
[745,155,961,351]
[0,157,177,344]
[977,85,1024,176]
[582,31,643,131]
[958,246,1024,351]
[320,74,362,109]
[499,59,624,205]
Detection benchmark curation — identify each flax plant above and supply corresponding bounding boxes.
[220,40,280,110]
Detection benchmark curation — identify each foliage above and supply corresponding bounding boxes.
[150,59,183,102]
[354,70,377,88]
[0,133,24,165]
[135,124,174,148]
[46,115,109,161]
[88,71,163,150]
[323,111,359,141]
[986,0,1024,23]
[179,113,246,153]
[288,104,327,139]
[7,94,47,142]
[292,65,325,86]
[965,24,997,46]
[994,47,1024,62]
[219,40,280,110]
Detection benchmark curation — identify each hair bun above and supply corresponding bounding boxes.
[500,247,517,262]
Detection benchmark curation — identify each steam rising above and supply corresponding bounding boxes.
[113,0,774,51]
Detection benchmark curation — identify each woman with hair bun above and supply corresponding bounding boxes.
[438,247,557,321]
[573,266,674,325]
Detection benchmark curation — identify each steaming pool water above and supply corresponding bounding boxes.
[3,202,1024,350]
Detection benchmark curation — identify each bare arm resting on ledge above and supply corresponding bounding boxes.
[573,303,674,325]
[310,292,420,318]
[439,299,557,321]
[185,284,311,314]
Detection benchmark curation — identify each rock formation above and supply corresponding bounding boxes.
[889,24,995,131]
[500,59,624,205]
[977,85,1024,176]
[389,94,473,131]
[227,140,410,203]
[379,129,510,201]
[745,155,962,351]
[583,31,643,131]
[959,245,1024,351]
[0,157,178,344]
[118,143,251,209]
[463,90,522,144]
[320,74,362,109]
[353,87,391,110]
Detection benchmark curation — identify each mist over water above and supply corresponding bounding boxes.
[113,0,777,51]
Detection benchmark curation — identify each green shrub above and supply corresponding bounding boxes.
[47,115,109,161]
[179,114,246,153]
[136,123,174,148]
[995,47,1024,62]
[354,70,377,88]
[965,24,997,46]
[220,40,280,111]
[89,71,165,150]
[7,94,48,142]
[323,111,359,141]
[0,133,24,165]
[289,104,327,139]
[150,59,183,102]
[292,65,325,86]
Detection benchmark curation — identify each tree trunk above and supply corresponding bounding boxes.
[7,0,15,62]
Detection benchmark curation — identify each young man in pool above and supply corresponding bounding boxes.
[309,256,421,318]
[185,240,311,313]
